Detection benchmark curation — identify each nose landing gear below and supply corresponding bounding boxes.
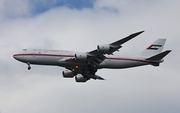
[27,62,31,70]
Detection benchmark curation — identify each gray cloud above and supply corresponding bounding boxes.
[0,0,30,19]
[0,0,180,113]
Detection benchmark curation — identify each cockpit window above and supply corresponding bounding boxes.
[23,49,27,51]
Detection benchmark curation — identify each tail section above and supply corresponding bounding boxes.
[139,38,171,66]
[140,39,166,57]
[146,50,172,61]
[145,50,171,66]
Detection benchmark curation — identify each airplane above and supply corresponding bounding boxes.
[13,31,171,82]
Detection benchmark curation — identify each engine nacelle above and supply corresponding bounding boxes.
[75,74,88,82]
[75,53,87,60]
[62,70,75,78]
[97,44,110,53]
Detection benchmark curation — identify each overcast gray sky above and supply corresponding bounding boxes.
[0,0,180,113]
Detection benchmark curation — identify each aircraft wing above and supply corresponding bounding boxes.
[110,31,144,46]
[88,31,144,56]
[86,31,144,65]
[60,31,144,68]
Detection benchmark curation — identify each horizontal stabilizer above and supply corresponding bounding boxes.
[146,50,172,61]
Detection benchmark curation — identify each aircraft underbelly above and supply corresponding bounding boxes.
[99,59,147,69]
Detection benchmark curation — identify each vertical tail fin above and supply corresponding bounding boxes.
[140,39,166,57]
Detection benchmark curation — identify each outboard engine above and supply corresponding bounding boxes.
[75,74,88,82]
[97,44,110,54]
[62,70,75,78]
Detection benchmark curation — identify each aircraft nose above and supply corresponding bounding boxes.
[13,54,26,63]
[13,54,22,61]
[13,54,18,60]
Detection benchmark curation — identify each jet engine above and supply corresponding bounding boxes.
[62,70,75,78]
[75,53,87,60]
[75,74,88,82]
[97,44,110,53]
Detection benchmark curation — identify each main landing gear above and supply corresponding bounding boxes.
[27,62,31,70]
[87,64,97,75]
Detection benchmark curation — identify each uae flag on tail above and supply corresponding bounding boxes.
[147,44,162,50]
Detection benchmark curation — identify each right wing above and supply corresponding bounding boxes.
[87,31,144,65]
[88,31,144,56]
[59,31,144,67]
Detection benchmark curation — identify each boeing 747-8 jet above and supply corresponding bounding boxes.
[13,31,171,82]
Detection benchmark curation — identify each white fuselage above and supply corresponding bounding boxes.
[12,31,170,82]
[13,49,152,69]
